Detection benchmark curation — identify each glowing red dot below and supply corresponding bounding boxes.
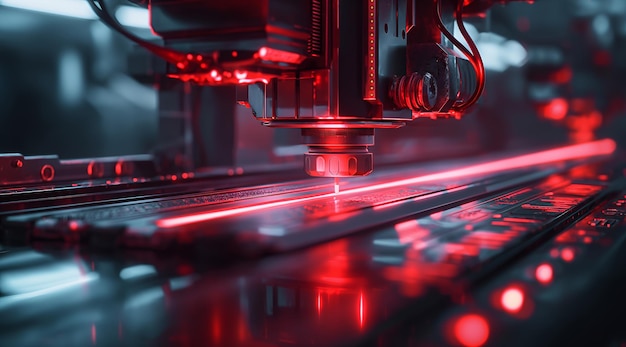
[542,98,568,121]
[259,47,268,58]
[549,248,560,258]
[552,66,572,84]
[454,314,490,347]
[500,287,524,313]
[535,264,553,284]
[561,248,575,262]
[68,220,81,231]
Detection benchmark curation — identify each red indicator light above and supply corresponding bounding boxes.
[542,98,569,121]
[453,314,490,347]
[561,247,575,262]
[535,263,553,284]
[500,287,524,313]
[68,220,81,231]
[156,139,616,228]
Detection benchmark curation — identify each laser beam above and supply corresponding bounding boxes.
[156,139,616,228]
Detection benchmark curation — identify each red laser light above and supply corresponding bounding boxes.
[156,139,616,228]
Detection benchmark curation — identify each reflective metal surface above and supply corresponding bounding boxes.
[2,146,626,346]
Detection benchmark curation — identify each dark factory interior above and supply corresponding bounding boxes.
[1,0,626,346]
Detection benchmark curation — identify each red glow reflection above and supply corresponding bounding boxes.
[500,287,524,313]
[91,324,96,345]
[394,219,430,244]
[157,139,616,228]
[358,292,364,328]
[453,314,490,347]
[535,263,554,284]
[317,292,322,316]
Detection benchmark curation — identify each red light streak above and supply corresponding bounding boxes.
[500,287,524,313]
[91,324,97,345]
[211,309,222,342]
[156,139,616,228]
[535,263,554,284]
[453,314,490,347]
[317,292,322,316]
[358,292,364,328]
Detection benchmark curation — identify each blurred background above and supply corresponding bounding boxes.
[0,0,157,158]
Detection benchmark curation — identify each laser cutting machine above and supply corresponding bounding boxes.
[2,0,626,346]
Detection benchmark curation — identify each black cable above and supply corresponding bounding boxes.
[454,0,485,109]
[435,0,475,63]
[434,0,485,111]
[86,0,188,66]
